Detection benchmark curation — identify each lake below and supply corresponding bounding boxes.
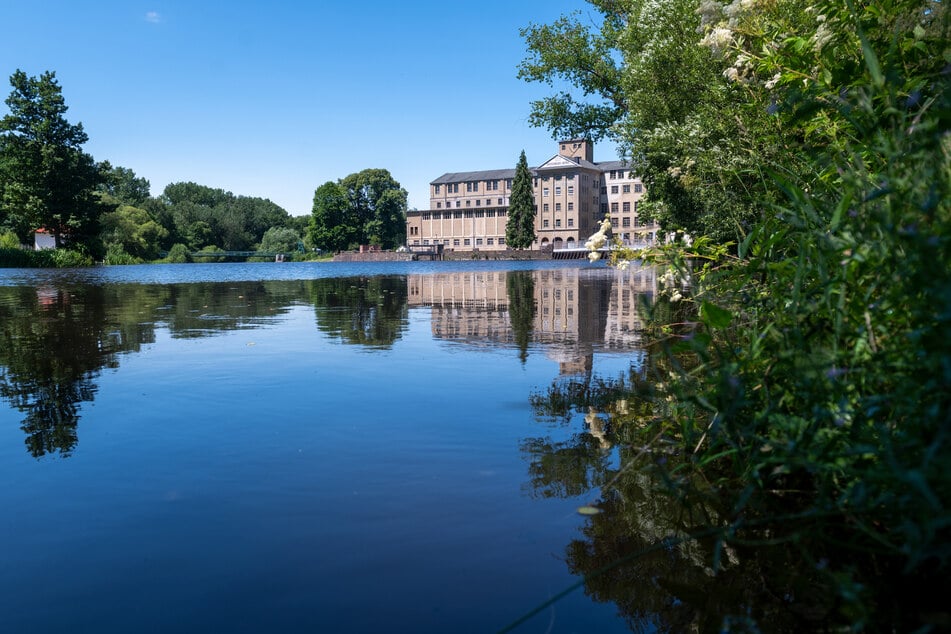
[0,260,657,633]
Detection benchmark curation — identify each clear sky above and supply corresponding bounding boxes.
[1,0,618,216]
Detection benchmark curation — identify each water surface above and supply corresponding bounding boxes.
[0,261,656,633]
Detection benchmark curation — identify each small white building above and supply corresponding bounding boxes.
[34,228,56,250]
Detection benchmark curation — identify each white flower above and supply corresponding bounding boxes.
[764,72,782,90]
[671,291,683,302]
[699,27,733,56]
[812,23,833,51]
[588,251,602,262]
[617,259,630,271]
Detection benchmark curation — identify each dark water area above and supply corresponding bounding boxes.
[0,261,657,633]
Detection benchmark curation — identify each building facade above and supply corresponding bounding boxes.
[406,139,658,252]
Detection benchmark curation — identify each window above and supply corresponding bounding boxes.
[454,211,462,218]
[555,203,561,211]
[554,174,562,181]
[475,199,481,206]
[506,179,512,189]
[634,183,643,193]
[464,238,471,246]
[610,170,617,179]
[622,217,631,227]
[476,238,483,245]
[611,217,619,227]
[453,239,460,246]
[567,218,574,227]
[567,202,574,211]
[423,239,429,245]
[611,185,619,194]
[455,200,461,207]
[497,198,503,205]
[623,201,631,212]
[464,210,473,218]
[487,210,496,217]
[619,170,626,179]
[555,187,562,195]
[487,238,494,245]
[467,182,477,192]
[567,186,574,195]
[486,199,492,206]
[600,203,608,213]
[475,210,484,218]
[623,184,630,193]
[434,184,441,194]
[465,200,471,207]
[611,202,619,213]
[543,203,549,212]
[543,219,549,228]
[499,237,505,245]
[543,187,549,197]
[436,202,441,209]
[451,183,459,193]
[555,219,561,227]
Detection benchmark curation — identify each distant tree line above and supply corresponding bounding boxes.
[0,69,408,265]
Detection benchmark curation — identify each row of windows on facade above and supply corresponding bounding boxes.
[422,209,509,220]
[432,170,638,196]
[435,198,507,209]
[434,181,508,195]
[413,237,508,247]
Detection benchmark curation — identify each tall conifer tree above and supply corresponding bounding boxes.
[505,150,535,249]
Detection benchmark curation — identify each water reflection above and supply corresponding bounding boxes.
[409,266,656,374]
[0,268,654,462]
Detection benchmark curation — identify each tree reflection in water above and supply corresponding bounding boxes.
[0,277,410,458]
[520,327,844,632]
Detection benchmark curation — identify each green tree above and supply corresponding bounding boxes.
[258,226,300,253]
[308,181,356,251]
[97,162,150,206]
[308,169,408,251]
[0,70,104,250]
[505,150,535,249]
[99,204,168,261]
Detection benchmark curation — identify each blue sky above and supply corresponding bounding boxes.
[1,1,618,216]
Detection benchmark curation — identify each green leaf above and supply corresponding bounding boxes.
[700,301,733,329]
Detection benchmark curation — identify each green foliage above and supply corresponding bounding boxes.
[307,169,408,251]
[151,181,291,252]
[103,243,143,265]
[97,162,150,206]
[258,226,300,253]
[0,230,20,249]
[505,151,536,249]
[528,0,951,628]
[308,181,355,251]
[99,203,168,261]
[163,243,191,263]
[0,70,105,252]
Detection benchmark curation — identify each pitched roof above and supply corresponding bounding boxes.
[431,168,518,185]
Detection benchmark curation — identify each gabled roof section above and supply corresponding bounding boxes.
[595,159,633,171]
[431,168,517,185]
[535,154,599,171]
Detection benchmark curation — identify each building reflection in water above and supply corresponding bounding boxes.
[407,266,656,375]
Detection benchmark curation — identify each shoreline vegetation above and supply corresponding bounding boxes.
[516,0,949,631]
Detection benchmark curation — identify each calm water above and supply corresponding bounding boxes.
[0,261,657,633]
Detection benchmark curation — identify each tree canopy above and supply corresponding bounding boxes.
[505,150,536,249]
[307,168,407,252]
[0,70,104,250]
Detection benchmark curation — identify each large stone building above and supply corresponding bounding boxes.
[406,139,658,252]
